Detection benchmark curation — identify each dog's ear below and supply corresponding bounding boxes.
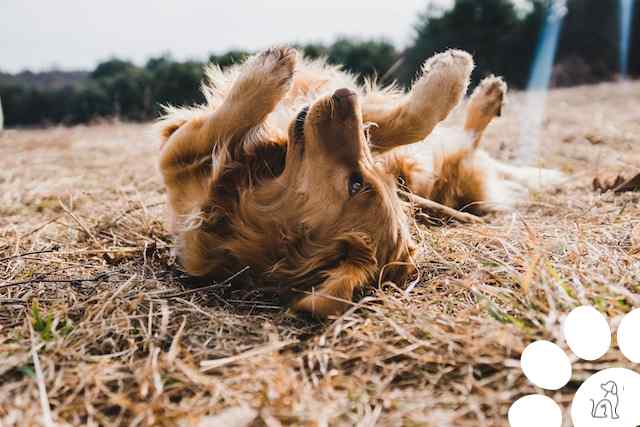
[292,232,377,317]
[601,381,617,394]
[293,265,369,316]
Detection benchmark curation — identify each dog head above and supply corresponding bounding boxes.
[278,88,416,315]
[601,381,618,396]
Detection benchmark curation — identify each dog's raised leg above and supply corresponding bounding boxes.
[159,47,297,174]
[205,47,297,142]
[159,47,297,233]
[422,76,508,213]
[464,78,566,194]
[364,50,474,153]
[464,75,507,148]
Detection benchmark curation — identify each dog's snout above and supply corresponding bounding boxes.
[333,88,356,99]
[331,88,359,118]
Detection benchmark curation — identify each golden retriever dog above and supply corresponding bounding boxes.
[157,47,562,316]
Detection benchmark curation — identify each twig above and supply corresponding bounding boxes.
[200,340,293,371]
[101,201,164,229]
[0,298,27,305]
[29,321,55,427]
[55,247,167,256]
[399,190,484,224]
[159,266,250,299]
[0,217,61,252]
[615,172,640,193]
[0,271,114,290]
[58,199,99,244]
[0,247,59,263]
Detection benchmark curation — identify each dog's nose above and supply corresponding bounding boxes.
[332,88,359,118]
[333,88,356,98]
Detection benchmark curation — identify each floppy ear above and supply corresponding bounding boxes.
[293,264,372,317]
[601,381,617,394]
[292,233,377,317]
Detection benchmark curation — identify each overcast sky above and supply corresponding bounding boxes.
[1,1,457,73]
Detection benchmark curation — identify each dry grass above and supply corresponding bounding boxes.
[1,81,639,427]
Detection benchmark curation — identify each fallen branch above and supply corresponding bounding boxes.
[399,190,484,224]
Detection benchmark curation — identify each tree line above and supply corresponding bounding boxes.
[1,0,637,127]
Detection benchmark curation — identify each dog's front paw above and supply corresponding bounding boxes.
[252,46,297,95]
[409,50,474,120]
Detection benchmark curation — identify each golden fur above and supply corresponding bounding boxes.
[157,47,563,316]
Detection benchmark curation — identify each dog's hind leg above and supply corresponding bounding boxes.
[463,76,566,192]
[363,50,474,153]
[420,77,506,213]
[464,76,507,148]
[382,78,508,216]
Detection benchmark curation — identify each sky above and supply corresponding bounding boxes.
[1,1,455,73]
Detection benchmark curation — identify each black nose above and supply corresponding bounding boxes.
[332,88,358,118]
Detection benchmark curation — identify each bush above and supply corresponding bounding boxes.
[1,0,638,126]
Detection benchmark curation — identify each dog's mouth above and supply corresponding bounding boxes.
[293,106,309,142]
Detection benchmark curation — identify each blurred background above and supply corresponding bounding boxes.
[1,0,638,127]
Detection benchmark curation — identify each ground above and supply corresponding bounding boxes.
[1,81,639,427]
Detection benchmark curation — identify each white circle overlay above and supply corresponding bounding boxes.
[618,308,640,363]
[508,394,562,427]
[571,368,640,427]
[521,340,572,390]
[563,306,611,361]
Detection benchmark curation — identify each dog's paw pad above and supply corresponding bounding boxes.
[422,49,474,78]
[509,395,562,427]
[259,47,297,71]
[521,340,572,390]
[564,305,611,360]
[252,47,297,89]
[509,306,640,427]
[419,50,473,96]
[617,308,640,363]
[572,368,640,427]
[469,75,507,117]
[410,49,474,119]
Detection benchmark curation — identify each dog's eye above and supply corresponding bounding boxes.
[294,106,309,140]
[348,172,365,197]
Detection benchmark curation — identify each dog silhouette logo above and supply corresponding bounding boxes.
[590,380,620,420]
